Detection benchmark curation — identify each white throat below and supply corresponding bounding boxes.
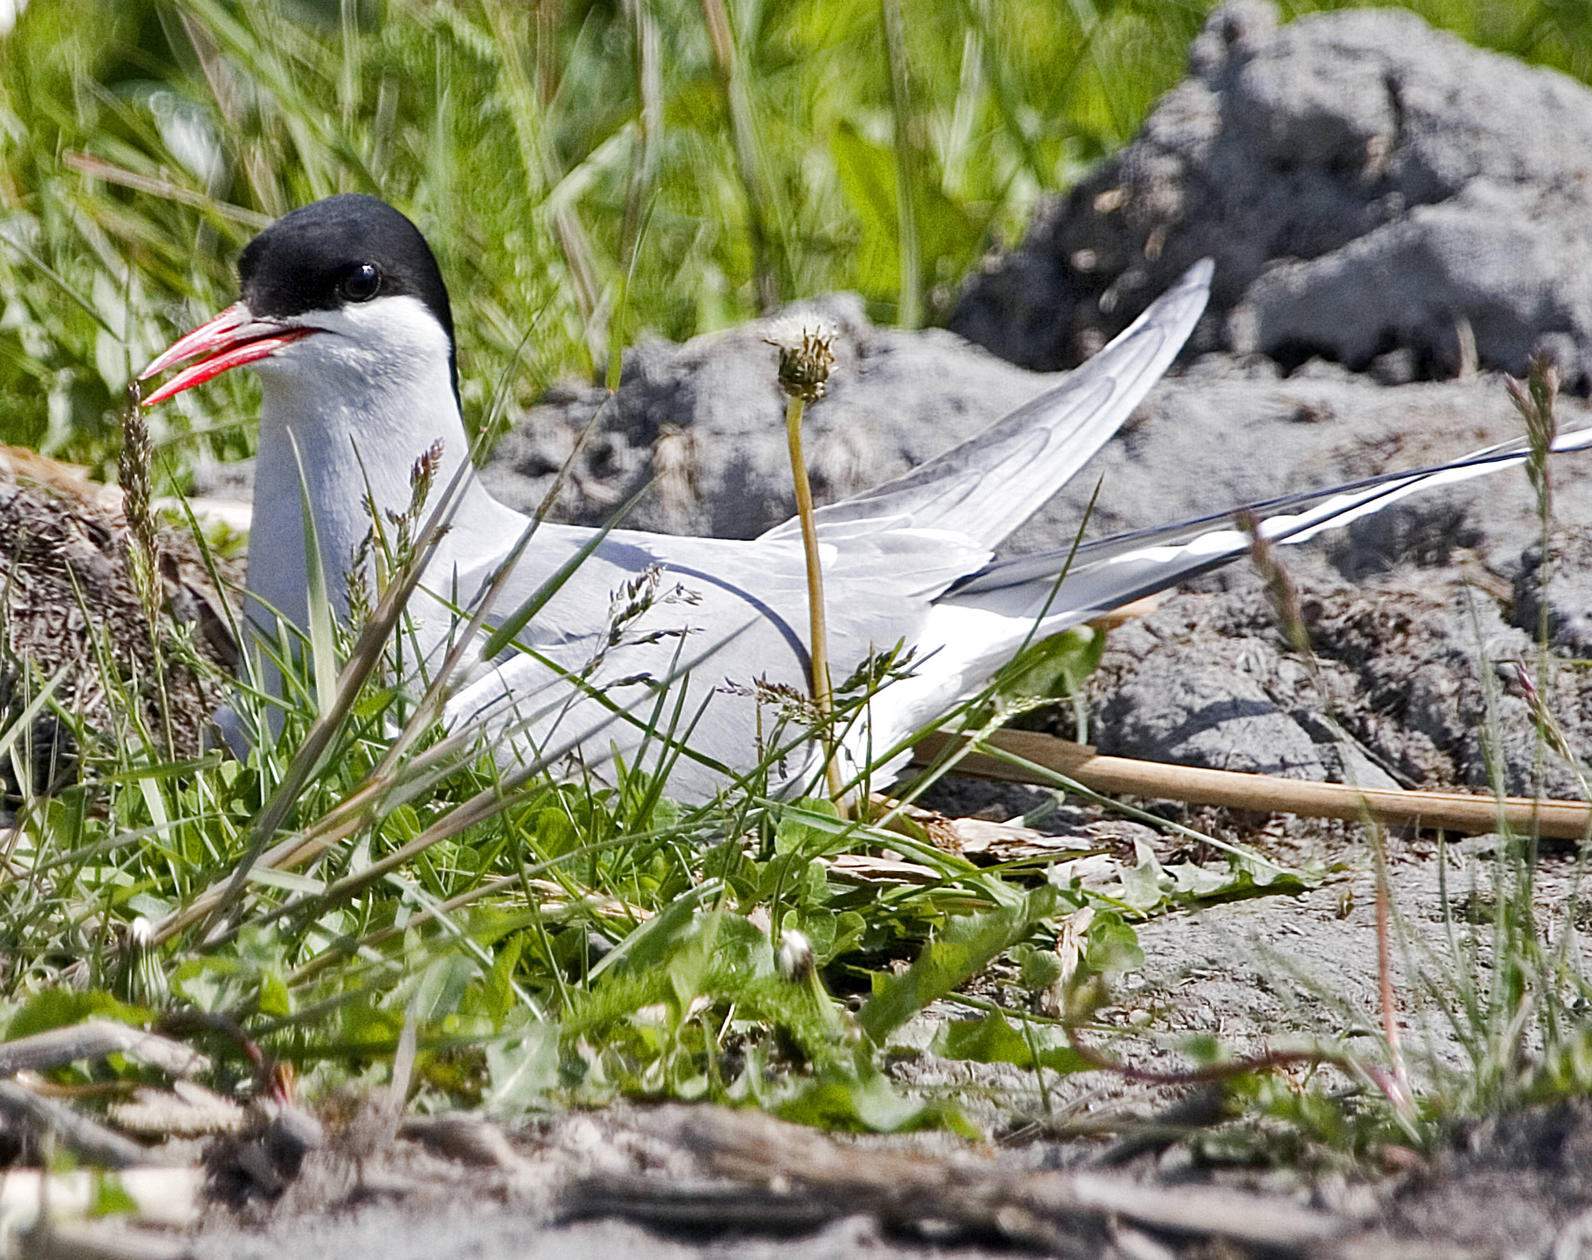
[243,294,494,637]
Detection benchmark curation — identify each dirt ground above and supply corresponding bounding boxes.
[145,814,1591,1260]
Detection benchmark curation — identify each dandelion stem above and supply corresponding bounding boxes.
[785,395,845,803]
[769,321,843,805]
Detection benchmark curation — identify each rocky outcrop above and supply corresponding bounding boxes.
[950,1,1592,390]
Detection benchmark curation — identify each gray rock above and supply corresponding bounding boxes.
[950,1,1592,388]
[1513,534,1592,656]
[1088,575,1590,802]
[1097,653,1330,780]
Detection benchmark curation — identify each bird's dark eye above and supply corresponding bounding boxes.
[338,262,382,303]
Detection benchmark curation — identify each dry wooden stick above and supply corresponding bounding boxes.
[914,728,1592,841]
[0,1021,209,1080]
[588,1103,1349,1252]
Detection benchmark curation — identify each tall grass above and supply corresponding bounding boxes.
[0,0,1215,478]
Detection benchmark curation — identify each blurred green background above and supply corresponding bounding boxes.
[0,0,1587,479]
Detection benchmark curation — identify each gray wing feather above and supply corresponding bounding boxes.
[759,259,1212,551]
[946,426,1592,628]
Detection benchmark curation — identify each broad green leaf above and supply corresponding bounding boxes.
[932,1011,1090,1075]
[6,991,154,1042]
[486,1018,561,1113]
[998,626,1106,702]
[778,1066,975,1137]
[859,887,1062,1044]
[1083,911,1144,977]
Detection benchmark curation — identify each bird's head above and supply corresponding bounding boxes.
[140,194,458,408]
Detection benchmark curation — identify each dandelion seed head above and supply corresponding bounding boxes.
[764,316,837,403]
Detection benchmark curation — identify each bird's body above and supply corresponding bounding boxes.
[142,195,1592,800]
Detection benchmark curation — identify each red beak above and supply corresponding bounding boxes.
[139,302,316,406]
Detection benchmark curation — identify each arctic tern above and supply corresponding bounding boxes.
[141,195,1592,800]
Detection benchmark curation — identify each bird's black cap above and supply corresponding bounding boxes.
[239,193,457,392]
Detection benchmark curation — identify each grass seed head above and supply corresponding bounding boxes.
[119,382,157,610]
